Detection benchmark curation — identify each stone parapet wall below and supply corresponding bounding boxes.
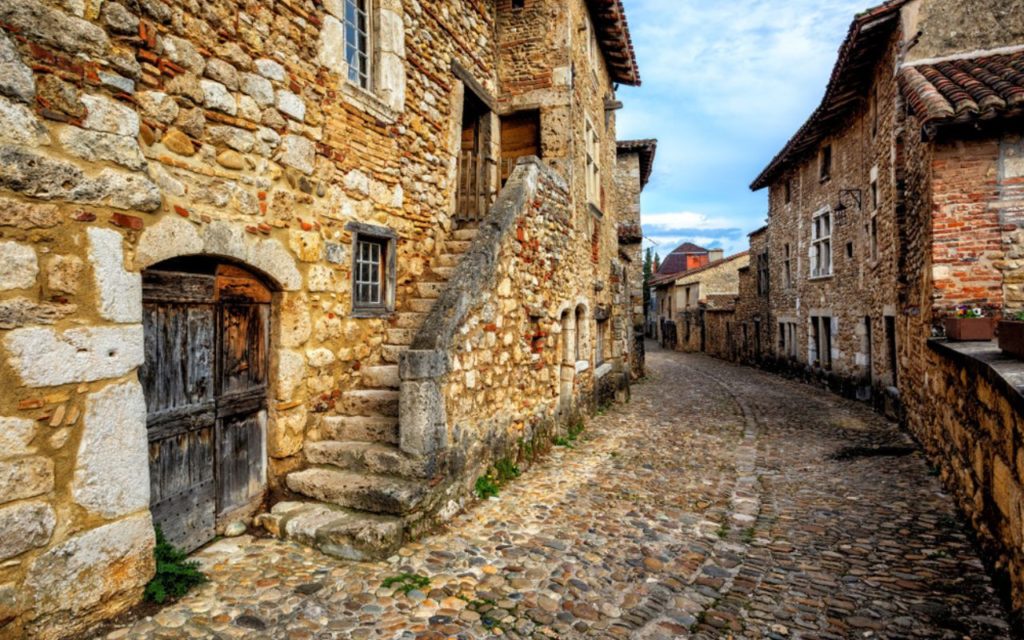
[904,341,1024,619]
[400,158,603,525]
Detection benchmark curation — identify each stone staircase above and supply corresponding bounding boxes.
[257,224,480,560]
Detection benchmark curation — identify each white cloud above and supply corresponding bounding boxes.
[642,211,738,231]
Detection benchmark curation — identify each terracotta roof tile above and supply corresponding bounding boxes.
[900,51,1024,126]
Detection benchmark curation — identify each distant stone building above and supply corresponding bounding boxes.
[650,242,713,346]
[0,0,647,637]
[652,251,749,353]
[722,0,1024,620]
[615,139,656,379]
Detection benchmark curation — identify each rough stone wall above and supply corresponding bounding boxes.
[904,342,1024,618]
[0,0,508,636]
[703,307,737,362]
[761,30,901,390]
[734,233,771,363]
[441,161,585,492]
[613,151,645,378]
[903,0,1024,63]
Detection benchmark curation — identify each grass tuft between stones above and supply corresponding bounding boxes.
[382,572,430,595]
[144,526,208,604]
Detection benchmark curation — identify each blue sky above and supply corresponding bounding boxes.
[615,0,871,259]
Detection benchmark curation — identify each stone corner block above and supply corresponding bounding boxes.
[399,349,448,381]
[87,227,142,323]
[73,381,149,519]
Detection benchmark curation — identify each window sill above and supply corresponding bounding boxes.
[588,203,604,219]
[339,81,399,124]
[807,274,834,282]
[575,360,590,373]
[351,308,394,319]
[594,362,613,379]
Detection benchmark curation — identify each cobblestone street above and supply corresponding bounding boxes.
[100,345,1015,640]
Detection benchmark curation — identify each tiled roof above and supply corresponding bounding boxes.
[750,0,908,190]
[649,251,749,286]
[900,51,1024,127]
[617,139,657,188]
[668,242,708,255]
[587,0,641,86]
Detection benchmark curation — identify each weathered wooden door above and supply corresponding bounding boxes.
[141,262,270,552]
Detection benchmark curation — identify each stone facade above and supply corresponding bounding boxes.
[0,0,645,637]
[725,0,1024,619]
[614,140,655,380]
[665,252,749,354]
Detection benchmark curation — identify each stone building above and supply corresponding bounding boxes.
[650,241,712,346]
[652,250,748,354]
[732,227,771,365]
[734,0,1024,619]
[0,0,645,636]
[749,1,904,401]
[615,138,656,379]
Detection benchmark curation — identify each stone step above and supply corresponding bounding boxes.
[453,228,479,241]
[382,344,409,364]
[305,441,431,478]
[386,328,414,346]
[286,468,429,516]
[417,281,444,299]
[407,298,435,314]
[337,389,399,417]
[361,365,399,389]
[431,265,455,280]
[321,416,399,445]
[391,312,425,329]
[433,253,461,268]
[256,501,403,561]
[445,239,472,254]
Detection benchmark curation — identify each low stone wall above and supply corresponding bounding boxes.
[906,340,1024,620]
[399,157,606,530]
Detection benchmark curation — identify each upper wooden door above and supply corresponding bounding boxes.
[141,262,270,552]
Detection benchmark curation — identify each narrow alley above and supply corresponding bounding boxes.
[98,345,1014,639]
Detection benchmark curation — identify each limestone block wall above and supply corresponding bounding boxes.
[903,0,1024,64]
[905,342,1024,620]
[613,151,645,378]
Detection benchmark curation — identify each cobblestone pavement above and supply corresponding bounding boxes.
[99,345,1015,639]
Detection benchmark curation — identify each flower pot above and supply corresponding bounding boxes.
[943,317,995,341]
[998,320,1024,359]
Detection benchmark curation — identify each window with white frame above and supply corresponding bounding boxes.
[344,0,371,89]
[869,173,879,261]
[585,117,600,207]
[810,208,832,277]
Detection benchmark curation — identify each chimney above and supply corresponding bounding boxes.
[709,249,724,262]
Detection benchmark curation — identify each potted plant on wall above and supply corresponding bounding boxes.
[998,311,1024,359]
[943,306,995,341]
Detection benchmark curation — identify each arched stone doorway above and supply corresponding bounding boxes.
[140,257,274,551]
